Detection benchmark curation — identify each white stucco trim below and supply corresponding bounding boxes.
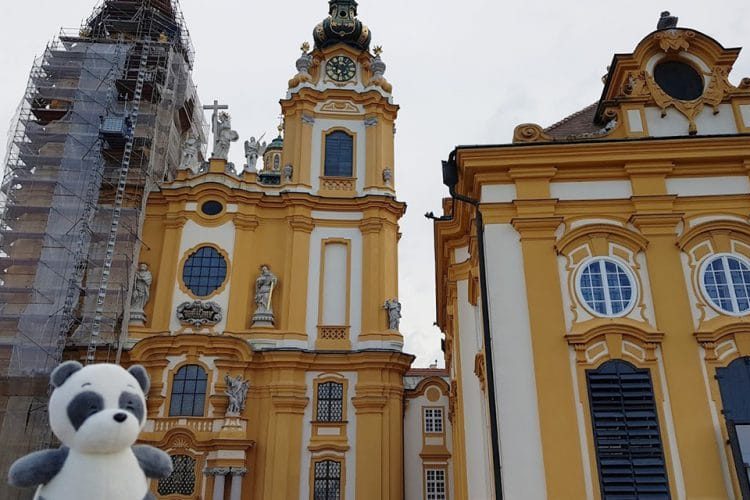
[480,184,517,203]
[550,180,632,200]
[483,223,547,499]
[627,109,644,133]
[656,348,686,500]
[568,348,594,500]
[740,105,750,128]
[666,176,750,197]
[311,210,363,221]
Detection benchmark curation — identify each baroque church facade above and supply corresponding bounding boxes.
[434,12,750,500]
[117,1,452,499]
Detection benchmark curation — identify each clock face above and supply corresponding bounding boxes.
[326,56,356,82]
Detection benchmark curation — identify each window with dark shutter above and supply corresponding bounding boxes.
[586,360,670,499]
[716,356,750,497]
[313,459,341,500]
[169,364,208,417]
[324,131,353,177]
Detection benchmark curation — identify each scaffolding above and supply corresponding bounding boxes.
[0,1,205,495]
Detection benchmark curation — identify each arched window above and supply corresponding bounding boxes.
[324,131,353,177]
[182,246,228,298]
[717,357,750,495]
[313,459,342,500]
[316,381,344,422]
[158,454,196,496]
[169,365,208,417]
[586,360,669,498]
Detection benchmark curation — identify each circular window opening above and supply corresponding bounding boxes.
[201,200,223,216]
[182,246,227,297]
[700,254,750,316]
[653,60,704,100]
[576,258,637,317]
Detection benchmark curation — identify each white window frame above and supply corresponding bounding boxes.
[423,407,444,434]
[425,468,447,500]
[699,253,750,317]
[575,256,638,318]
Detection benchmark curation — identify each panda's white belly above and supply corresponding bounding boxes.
[35,449,148,500]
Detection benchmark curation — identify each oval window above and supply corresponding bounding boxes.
[576,258,637,317]
[182,246,227,297]
[653,61,704,100]
[700,254,750,315]
[201,200,223,216]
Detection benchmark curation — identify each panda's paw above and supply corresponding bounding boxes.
[8,447,69,488]
[132,445,173,479]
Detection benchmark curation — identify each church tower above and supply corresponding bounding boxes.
[119,1,413,498]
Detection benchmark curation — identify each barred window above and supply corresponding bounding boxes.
[169,365,208,417]
[701,254,750,315]
[157,455,196,496]
[577,258,636,317]
[314,460,342,500]
[423,407,444,434]
[182,246,227,297]
[316,381,344,422]
[425,469,447,500]
[324,131,353,177]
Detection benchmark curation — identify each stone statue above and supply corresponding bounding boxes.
[657,11,678,30]
[243,135,267,173]
[178,134,201,173]
[129,263,152,324]
[224,374,249,416]
[382,167,392,185]
[214,111,239,160]
[383,298,401,331]
[252,265,278,327]
[282,164,293,182]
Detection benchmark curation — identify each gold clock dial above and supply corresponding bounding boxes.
[326,56,356,82]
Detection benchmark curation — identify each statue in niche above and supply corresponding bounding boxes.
[129,263,152,324]
[224,374,249,416]
[282,164,293,182]
[213,111,239,160]
[178,134,201,173]
[382,167,393,185]
[383,298,401,331]
[243,135,267,173]
[252,265,278,327]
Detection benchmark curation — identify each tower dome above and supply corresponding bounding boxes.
[313,0,371,51]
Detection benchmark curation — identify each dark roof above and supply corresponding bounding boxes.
[543,103,601,139]
[406,368,449,377]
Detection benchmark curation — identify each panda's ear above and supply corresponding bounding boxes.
[51,361,83,388]
[128,365,150,394]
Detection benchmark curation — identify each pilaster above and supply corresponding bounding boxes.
[151,212,186,331]
[226,214,259,332]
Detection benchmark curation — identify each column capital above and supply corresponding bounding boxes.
[234,214,259,231]
[629,213,684,236]
[510,216,564,240]
[287,215,314,233]
[204,467,232,476]
[164,214,188,229]
[230,466,248,477]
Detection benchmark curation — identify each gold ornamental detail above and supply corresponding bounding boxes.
[654,30,695,52]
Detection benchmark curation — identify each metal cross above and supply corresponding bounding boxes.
[203,99,229,156]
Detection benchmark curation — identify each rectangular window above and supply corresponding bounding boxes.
[425,469,447,500]
[587,360,670,499]
[313,459,342,500]
[316,381,344,422]
[324,131,353,177]
[423,408,444,434]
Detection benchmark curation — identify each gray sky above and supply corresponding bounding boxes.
[1,1,749,367]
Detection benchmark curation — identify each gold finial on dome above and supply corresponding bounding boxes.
[373,45,383,56]
[300,41,310,54]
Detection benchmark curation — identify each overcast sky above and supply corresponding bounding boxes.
[1,0,749,367]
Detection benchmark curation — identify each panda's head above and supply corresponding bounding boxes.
[48,362,150,454]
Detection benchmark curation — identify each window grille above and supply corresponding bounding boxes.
[578,258,635,317]
[701,254,750,315]
[324,131,353,177]
[157,455,196,496]
[169,365,208,417]
[182,246,227,297]
[425,469,447,500]
[586,360,670,499]
[316,381,344,422]
[313,459,342,500]
[423,408,444,434]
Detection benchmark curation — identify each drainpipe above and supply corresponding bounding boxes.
[431,149,504,499]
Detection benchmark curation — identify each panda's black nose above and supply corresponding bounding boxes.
[113,412,128,423]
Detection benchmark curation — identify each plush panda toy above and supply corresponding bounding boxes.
[8,361,173,500]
